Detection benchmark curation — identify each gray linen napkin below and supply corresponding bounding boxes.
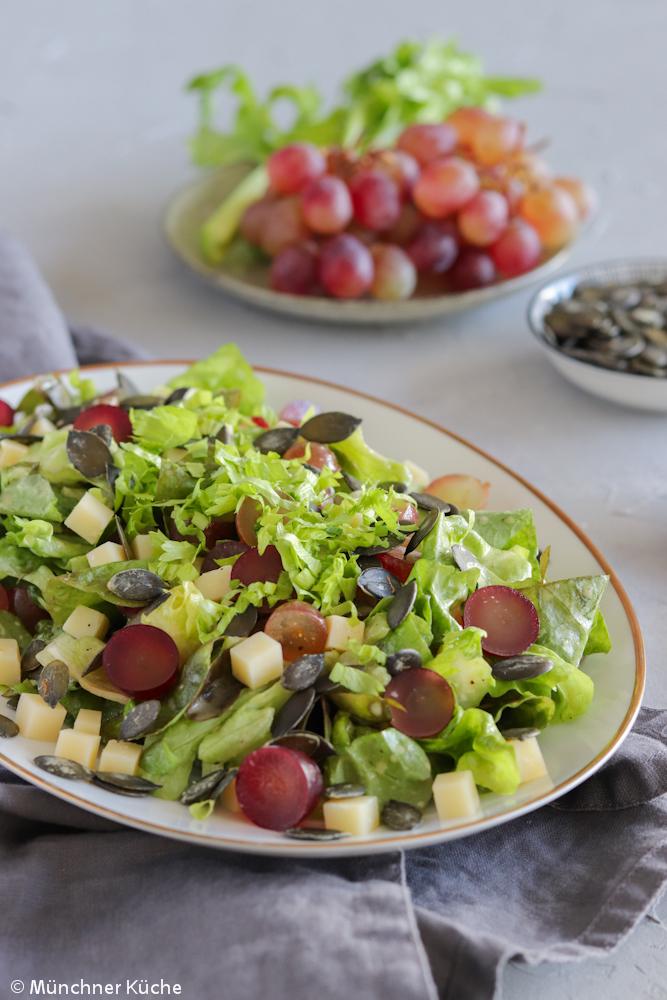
[0,230,665,1000]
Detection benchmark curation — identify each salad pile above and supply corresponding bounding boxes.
[0,346,611,838]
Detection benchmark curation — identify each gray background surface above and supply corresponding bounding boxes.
[2,1,666,996]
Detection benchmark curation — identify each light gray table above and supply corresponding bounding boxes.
[2,1,666,995]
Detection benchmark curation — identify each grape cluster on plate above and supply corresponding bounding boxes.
[239,109,595,301]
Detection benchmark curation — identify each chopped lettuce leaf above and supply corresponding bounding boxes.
[410,558,477,644]
[4,518,89,561]
[0,610,31,651]
[198,682,291,764]
[423,707,520,795]
[583,609,612,657]
[331,428,409,485]
[427,628,493,708]
[131,406,199,450]
[329,661,385,696]
[530,576,609,667]
[167,344,264,415]
[140,582,219,661]
[340,728,432,808]
[0,472,65,522]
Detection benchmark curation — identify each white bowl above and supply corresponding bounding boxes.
[528,259,667,412]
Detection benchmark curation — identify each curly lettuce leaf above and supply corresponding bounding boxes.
[427,628,492,708]
[331,428,409,486]
[167,344,264,415]
[0,610,31,651]
[410,558,477,644]
[0,472,65,522]
[422,706,520,795]
[131,406,199,450]
[337,728,432,808]
[583,609,612,657]
[530,575,609,667]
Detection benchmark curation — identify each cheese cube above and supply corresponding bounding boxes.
[55,728,101,769]
[65,492,115,544]
[79,667,130,704]
[99,739,142,775]
[15,693,67,741]
[324,615,365,651]
[0,637,21,685]
[73,708,102,735]
[323,795,380,836]
[433,770,481,822]
[510,736,549,784]
[0,439,29,468]
[230,632,283,689]
[86,541,127,568]
[31,416,56,436]
[194,566,232,602]
[63,605,109,640]
[131,533,156,560]
[404,459,430,490]
[220,777,241,813]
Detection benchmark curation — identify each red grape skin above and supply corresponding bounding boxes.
[278,400,318,426]
[554,177,597,220]
[267,143,325,195]
[463,585,539,657]
[397,123,458,166]
[386,203,422,245]
[449,250,496,291]
[103,624,180,700]
[260,197,309,256]
[348,171,402,231]
[489,219,541,278]
[407,222,459,274]
[235,497,262,547]
[283,439,339,470]
[201,540,248,574]
[413,157,480,219]
[318,234,374,299]
[203,517,237,549]
[446,106,493,147]
[0,399,15,427]
[457,190,509,247]
[377,553,412,584]
[264,600,327,661]
[231,545,283,586]
[301,176,352,234]
[372,150,420,198]
[0,584,9,612]
[236,746,323,830]
[385,668,455,739]
[11,586,50,632]
[240,196,275,245]
[270,243,318,295]
[370,245,417,301]
[73,404,132,443]
[470,116,523,167]
[519,185,579,251]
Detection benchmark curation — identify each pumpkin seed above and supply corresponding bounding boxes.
[451,544,479,572]
[385,649,422,675]
[284,827,347,841]
[21,638,47,677]
[271,688,316,739]
[271,730,335,761]
[410,492,459,515]
[119,395,162,410]
[93,772,161,796]
[500,726,541,741]
[357,566,399,600]
[313,674,342,695]
[186,675,243,722]
[381,799,422,830]
[164,387,190,404]
[38,660,70,708]
[386,580,418,630]
[217,424,232,444]
[180,766,237,806]
[355,534,406,557]
[325,783,366,799]
[491,654,553,681]
[253,426,299,455]
[405,509,438,555]
[281,654,325,692]
[66,429,113,479]
[224,605,259,638]
[3,694,19,710]
[88,424,115,447]
[107,569,167,603]
[115,516,131,559]
[300,411,361,444]
[340,470,361,491]
[116,371,140,398]
[0,432,41,444]
[35,755,93,782]
[0,715,19,738]
[119,699,161,740]
[379,480,408,493]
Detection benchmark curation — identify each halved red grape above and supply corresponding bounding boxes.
[0,399,15,427]
[103,624,180,700]
[301,176,353,234]
[396,501,418,525]
[11,586,50,633]
[204,517,237,549]
[283,438,339,471]
[348,170,401,231]
[407,222,459,274]
[463,585,539,657]
[0,584,9,612]
[397,123,457,165]
[378,553,412,584]
[73,404,132,443]
[236,746,323,830]
[267,143,326,195]
[385,668,455,738]
[270,243,318,295]
[231,545,283,586]
[251,416,270,429]
[202,539,249,573]
[278,400,318,426]
[264,600,327,662]
[449,250,496,291]
[319,235,373,299]
[235,497,262,547]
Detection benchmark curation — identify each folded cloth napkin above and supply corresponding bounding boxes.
[0,230,665,1000]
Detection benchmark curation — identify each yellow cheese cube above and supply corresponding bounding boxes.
[55,728,101,769]
[78,667,130,704]
[131,533,156,560]
[73,708,102,735]
[86,541,127,568]
[15,693,67,741]
[230,632,283,689]
[404,459,430,490]
[0,439,29,468]
[510,736,549,784]
[323,795,380,836]
[324,615,365,651]
[31,416,56,436]
[63,605,109,640]
[65,492,115,544]
[194,566,232,602]
[99,739,142,775]
[433,770,481,822]
[0,637,21,685]
[220,777,241,813]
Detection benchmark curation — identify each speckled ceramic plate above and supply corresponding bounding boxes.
[163,165,581,325]
[0,362,644,856]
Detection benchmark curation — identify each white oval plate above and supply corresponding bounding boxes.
[0,362,644,856]
[163,165,579,326]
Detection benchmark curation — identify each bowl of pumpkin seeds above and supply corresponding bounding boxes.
[528,259,667,411]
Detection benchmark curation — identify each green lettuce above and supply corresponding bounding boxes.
[131,406,199,450]
[0,610,31,651]
[42,560,147,625]
[337,727,432,808]
[331,429,409,485]
[0,472,65,522]
[423,707,520,795]
[583,609,612,656]
[4,518,89,561]
[198,681,292,764]
[530,575,609,666]
[140,582,220,661]
[329,661,385,696]
[167,344,264,415]
[410,558,476,644]
[427,628,492,708]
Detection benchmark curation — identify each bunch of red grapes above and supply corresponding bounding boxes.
[240,108,594,301]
